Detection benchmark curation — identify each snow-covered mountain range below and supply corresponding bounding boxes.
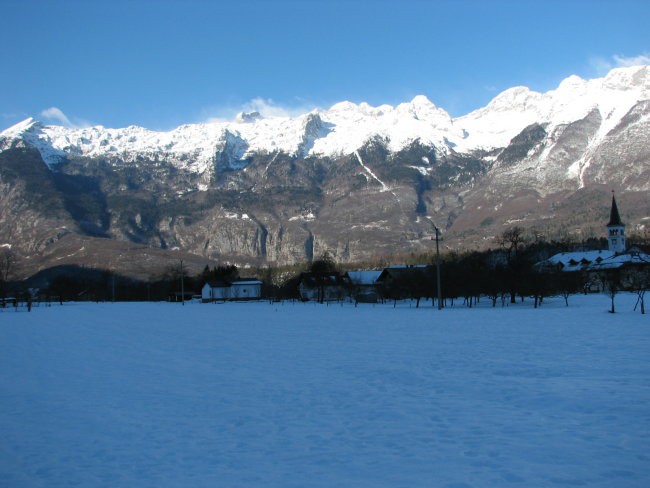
[3,66,649,172]
[1,66,649,277]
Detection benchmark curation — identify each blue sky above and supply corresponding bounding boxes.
[2,0,649,130]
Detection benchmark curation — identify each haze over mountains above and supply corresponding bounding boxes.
[1,66,649,279]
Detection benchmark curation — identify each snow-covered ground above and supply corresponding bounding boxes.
[1,294,648,487]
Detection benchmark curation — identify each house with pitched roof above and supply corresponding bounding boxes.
[297,272,351,302]
[346,270,383,303]
[202,279,263,302]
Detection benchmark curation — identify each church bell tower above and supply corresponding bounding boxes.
[607,194,626,253]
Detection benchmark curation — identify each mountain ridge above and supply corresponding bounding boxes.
[1,66,649,280]
[3,66,648,171]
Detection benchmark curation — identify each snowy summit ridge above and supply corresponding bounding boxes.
[1,66,649,170]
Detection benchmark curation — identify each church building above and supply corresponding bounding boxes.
[537,194,649,274]
[606,194,626,253]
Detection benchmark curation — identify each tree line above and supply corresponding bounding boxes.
[2,227,648,312]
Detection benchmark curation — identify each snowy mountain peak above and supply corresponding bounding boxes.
[328,101,359,113]
[558,74,586,88]
[485,86,542,112]
[456,65,650,150]
[236,111,263,123]
[0,117,68,162]
[410,94,435,106]
[0,117,42,139]
[603,65,650,89]
[403,94,440,115]
[396,95,453,125]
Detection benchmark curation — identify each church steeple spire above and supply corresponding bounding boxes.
[607,193,626,253]
[608,194,623,226]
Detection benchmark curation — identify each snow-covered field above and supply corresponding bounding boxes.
[1,294,649,487]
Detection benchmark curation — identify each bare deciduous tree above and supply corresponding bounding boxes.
[499,226,526,258]
[598,268,622,314]
[499,226,529,304]
[628,267,650,314]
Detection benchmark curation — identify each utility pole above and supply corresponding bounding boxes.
[433,225,443,310]
[180,259,185,306]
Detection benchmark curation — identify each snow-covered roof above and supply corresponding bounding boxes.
[543,250,615,272]
[377,265,432,281]
[385,265,429,270]
[346,270,383,286]
[588,249,650,271]
[205,279,262,288]
[541,248,650,272]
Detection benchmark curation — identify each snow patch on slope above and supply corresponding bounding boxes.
[355,151,389,192]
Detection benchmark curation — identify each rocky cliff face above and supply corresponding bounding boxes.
[1,67,649,279]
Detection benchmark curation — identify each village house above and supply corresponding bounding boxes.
[377,265,431,288]
[345,270,383,303]
[201,279,263,302]
[298,272,351,302]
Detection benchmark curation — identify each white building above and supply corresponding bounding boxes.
[202,280,263,302]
